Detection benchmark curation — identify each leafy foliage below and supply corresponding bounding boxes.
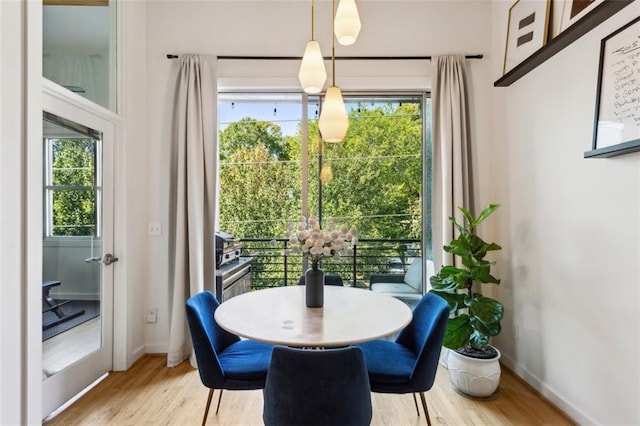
[319,103,422,239]
[429,204,503,350]
[218,142,300,239]
[218,101,423,242]
[49,139,97,236]
[219,118,289,161]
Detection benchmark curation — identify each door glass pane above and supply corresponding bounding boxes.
[218,93,304,288]
[42,113,102,380]
[309,95,424,286]
[43,2,116,110]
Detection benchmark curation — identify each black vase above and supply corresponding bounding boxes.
[305,264,324,308]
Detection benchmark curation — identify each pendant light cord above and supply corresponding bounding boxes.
[332,0,336,86]
[311,0,316,41]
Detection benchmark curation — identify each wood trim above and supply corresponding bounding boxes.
[44,0,108,6]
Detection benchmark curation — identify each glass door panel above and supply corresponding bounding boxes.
[41,85,115,419]
[42,114,102,377]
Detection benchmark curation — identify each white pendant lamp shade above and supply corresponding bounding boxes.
[299,40,327,94]
[334,0,361,46]
[319,86,349,142]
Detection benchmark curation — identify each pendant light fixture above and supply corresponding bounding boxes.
[299,0,327,94]
[334,0,361,46]
[318,0,349,143]
[320,164,334,184]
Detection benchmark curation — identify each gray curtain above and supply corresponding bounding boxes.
[167,55,217,368]
[431,55,471,276]
[43,54,100,104]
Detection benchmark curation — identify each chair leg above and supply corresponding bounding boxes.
[412,393,420,416]
[215,389,224,414]
[419,392,431,426]
[202,389,214,426]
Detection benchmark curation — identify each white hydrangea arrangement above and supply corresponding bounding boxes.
[275,215,357,268]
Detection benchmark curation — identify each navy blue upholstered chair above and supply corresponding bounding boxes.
[263,346,372,426]
[356,293,449,426]
[297,274,344,286]
[185,291,274,425]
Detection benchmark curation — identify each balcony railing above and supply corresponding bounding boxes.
[239,238,422,290]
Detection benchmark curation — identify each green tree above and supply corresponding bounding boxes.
[219,101,423,242]
[311,102,422,239]
[219,117,289,161]
[218,99,425,287]
[49,139,97,236]
[218,122,300,239]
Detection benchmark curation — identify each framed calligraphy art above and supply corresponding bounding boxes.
[585,16,640,158]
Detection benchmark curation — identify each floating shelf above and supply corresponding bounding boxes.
[584,140,640,158]
[494,0,634,87]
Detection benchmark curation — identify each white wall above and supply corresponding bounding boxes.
[0,2,28,423]
[1,0,43,423]
[43,52,110,108]
[43,240,101,300]
[142,0,494,352]
[491,1,640,424]
[118,0,150,367]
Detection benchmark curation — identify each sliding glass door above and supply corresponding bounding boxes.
[217,92,429,290]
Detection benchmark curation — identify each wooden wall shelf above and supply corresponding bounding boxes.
[494,0,634,87]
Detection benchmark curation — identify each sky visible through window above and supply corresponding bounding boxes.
[217,94,387,138]
[219,95,311,137]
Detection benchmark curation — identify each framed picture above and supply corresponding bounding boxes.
[560,0,604,33]
[586,16,640,158]
[503,0,552,75]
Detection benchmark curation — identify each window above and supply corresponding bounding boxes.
[309,95,428,242]
[43,3,116,111]
[218,92,430,287]
[43,113,102,237]
[218,93,304,239]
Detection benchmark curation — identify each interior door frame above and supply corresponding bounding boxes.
[41,78,125,419]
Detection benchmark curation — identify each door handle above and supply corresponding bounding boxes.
[103,253,119,265]
[85,256,102,263]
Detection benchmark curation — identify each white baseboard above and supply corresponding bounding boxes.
[113,345,147,372]
[499,352,595,425]
[143,344,167,356]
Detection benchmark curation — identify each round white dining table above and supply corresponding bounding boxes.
[214,285,413,347]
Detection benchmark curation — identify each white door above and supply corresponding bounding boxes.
[41,81,119,419]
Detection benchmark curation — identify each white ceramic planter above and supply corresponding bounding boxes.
[447,347,501,398]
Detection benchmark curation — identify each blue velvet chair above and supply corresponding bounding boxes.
[356,293,449,425]
[185,291,274,425]
[263,346,372,426]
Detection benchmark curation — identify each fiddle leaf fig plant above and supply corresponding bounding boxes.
[429,204,503,353]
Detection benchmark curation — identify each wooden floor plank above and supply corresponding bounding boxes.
[44,355,576,426]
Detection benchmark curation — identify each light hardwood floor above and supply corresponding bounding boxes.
[45,354,575,425]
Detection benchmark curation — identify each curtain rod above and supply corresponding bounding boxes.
[166,54,483,60]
